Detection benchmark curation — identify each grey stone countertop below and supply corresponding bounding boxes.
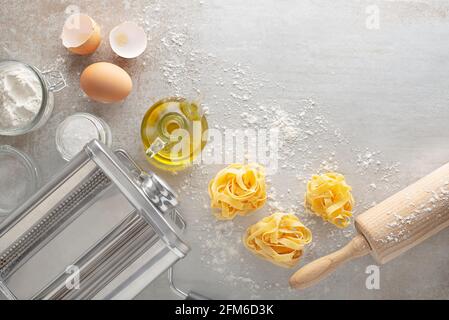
[1,0,448,299]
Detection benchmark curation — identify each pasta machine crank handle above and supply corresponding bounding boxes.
[168,267,209,300]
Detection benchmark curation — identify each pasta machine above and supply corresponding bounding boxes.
[0,140,195,300]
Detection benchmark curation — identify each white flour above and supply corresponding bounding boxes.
[57,115,100,160]
[0,66,42,130]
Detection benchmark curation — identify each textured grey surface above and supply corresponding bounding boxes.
[1,0,449,299]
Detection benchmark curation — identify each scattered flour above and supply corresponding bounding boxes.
[136,0,405,298]
[378,182,449,245]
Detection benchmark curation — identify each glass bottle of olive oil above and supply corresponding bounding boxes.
[141,97,208,171]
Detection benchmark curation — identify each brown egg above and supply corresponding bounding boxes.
[80,62,132,103]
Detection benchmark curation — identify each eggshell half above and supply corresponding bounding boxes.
[61,14,101,55]
[109,22,147,59]
[80,62,132,103]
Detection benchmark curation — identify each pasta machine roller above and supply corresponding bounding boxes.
[290,161,449,289]
[0,140,189,300]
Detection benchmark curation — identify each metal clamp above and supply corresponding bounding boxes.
[113,149,186,231]
[41,70,66,92]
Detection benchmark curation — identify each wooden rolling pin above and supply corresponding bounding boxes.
[290,162,449,289]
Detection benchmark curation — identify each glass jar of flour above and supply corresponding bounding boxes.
[0,60,66,136]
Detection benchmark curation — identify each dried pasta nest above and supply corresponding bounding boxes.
[243,213,312,268]
[305,172,354,228]
[208,163,267,220]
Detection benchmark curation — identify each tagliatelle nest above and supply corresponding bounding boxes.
[208,163,267,220]
[243,213,312,268]
[305,172,354,228]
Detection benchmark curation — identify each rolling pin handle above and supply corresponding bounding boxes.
[289,234,370,289]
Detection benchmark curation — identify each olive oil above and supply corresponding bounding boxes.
[141,97,208,171]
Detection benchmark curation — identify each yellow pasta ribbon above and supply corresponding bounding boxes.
[208,163,267,220]
[243,213,312,268]
[305,172,354,228]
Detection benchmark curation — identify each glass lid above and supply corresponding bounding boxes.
[0,145,40,217]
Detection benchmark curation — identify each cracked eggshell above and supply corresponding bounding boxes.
[109,22,147,59]
[61,14,101,55]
